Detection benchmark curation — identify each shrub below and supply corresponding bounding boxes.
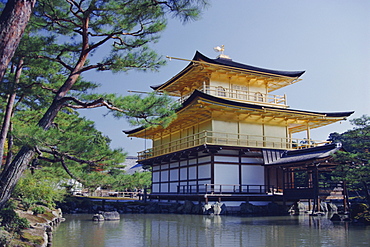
[0,229,11,246]
[13,170,67,209]
[32,206,46,215]
[21,198,36,211]
[0,201,30,233]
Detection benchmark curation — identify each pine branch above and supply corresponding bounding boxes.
[36,54,74,71]
[60,156,87,184]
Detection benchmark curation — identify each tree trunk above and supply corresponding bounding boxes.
[0,65,87,209]
[0,58,23,166]
[4,122,14,171]
[0,0,36,82]
[0,146,34,207]
[0,97,65,208]
[0,1,88,208]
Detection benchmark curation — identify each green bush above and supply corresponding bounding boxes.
[21,198,36,211]
[31,206,45,215]
[0,202,29,233]
[0,229,11,246]
[13,170,67,209]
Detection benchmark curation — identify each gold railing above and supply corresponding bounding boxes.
[180,85,287,107]
[137,130,330,160]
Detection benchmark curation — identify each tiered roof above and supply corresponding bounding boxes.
[124,90,354,138]
[151,51,305,94]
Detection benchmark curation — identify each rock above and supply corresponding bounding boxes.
[327,203,338,212]
[145,202,160,213]
[183,200,194,214]
[240,202,260,214]
[92,211,120,221]
[289,201,306,215]
[212,202,224,215]
[192,203,204,214]
[320,202,328,212]
[203,203,212,214]
[297,202,306,212]
[92,214,104,221]
[330,213,341,221]
[103,211,120,221]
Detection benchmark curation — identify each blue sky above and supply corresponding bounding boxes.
[80,0,370,156]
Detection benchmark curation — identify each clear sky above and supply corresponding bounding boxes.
[80,0,370,156]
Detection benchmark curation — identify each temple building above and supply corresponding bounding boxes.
[124,50,354,207]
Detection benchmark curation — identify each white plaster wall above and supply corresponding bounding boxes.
[189,166,196,179]
[241,157,264,164]
[199,120,212,132]
[161,170,168,182]
[241,165,264,185]
[239,122,263,146]
[152,171,160,183]
[180,167,187,180]
[214,164,239,185]
[152,184,159,193]
[212,120,238,133]
[239,122,263,135]
[214,156,239,163]
[169,182,177,193]
[160,183,168,193]
[264,124,287,148]
[198,156,211,163]
[198,164,211,179]
[170,169,178,181]
[264,124,286,138]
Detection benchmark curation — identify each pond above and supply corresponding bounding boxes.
[53,213,370,247]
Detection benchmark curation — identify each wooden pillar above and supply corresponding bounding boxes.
[306,124,311,147]
[290,169,294,188]
[313,165,319,212]
[282,168,286,207]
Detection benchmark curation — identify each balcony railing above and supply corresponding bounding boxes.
[137,130,330,160]
[177,184,274,195]
[180,85,287,107]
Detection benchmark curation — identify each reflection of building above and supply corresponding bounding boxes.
[124,51,354,207]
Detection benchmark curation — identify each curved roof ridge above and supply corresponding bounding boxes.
[123,90,354,135]
[151,51,305,91]
[193,51,305,78]
[183,90,355,118]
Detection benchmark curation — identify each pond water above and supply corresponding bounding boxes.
[53,213,370,247]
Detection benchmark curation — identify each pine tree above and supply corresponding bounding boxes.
[0,0,36,82]
[0,0,208,208]
[330,115,370,205]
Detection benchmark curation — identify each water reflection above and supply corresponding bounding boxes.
[53,214,370,247]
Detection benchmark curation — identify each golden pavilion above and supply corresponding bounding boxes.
[124,50,354,206]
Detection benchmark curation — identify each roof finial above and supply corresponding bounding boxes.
[213,45,225,54]
[213,45,231,60]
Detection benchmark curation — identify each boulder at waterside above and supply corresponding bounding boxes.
[92,211,120,221]
[103,211,120,221]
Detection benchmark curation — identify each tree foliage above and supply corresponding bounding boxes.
[13,169,67,209]
[0,0,208,208]
[329,115,370,203]
[0,0,36,82]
